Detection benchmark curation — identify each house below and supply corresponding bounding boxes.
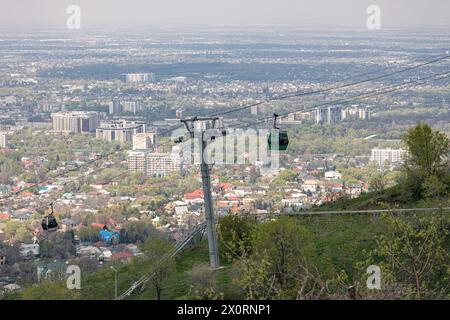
[91,223,105,229]
[329,180,344,193]
[282,198,306,208]
[37,261,67,282]
[1,283,21,294]
[346,184,363,198]
[324,171,342,181]
[19,243,40,258]
[112,252,133,262]
[76,245,101,258]
[301,176,319,193]
[183,189,204,204]
[61,218,78,231]
[0,213,11,220]
[98,248,113,262]
[217,182,233,192]
[174,205,189,216]
[11,212,32,221]
[127,244,142,256]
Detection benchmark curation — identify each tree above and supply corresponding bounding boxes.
[121,221,158,244]
[188,263,224,299]
[403,123,448,177]
[401,124,449,200]
[217,214,257,262]
[361,213,449,299]
[368,164,387,193]
[236,217,317,299]
[140,237,175,300]
[77,226,101,243]
[422,175,448,199]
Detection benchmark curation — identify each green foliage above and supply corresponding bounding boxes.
[20,281,82,300]
[217,214,257,262]
[401,123,449,200]
[422,175,448,199]
[140,237,176,300]
[77,226,101,243]
[360,213,449,299]
[120,220,158,244]
[403,123,449,177]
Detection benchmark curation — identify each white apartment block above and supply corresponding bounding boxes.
[0,133,6,148]
[128,151,181,177]
[128,150,149,172]
[125,73,155,83]
[370,148,406,167]
[132,132,156,150]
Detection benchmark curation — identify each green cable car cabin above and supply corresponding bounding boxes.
[267,114,289,151]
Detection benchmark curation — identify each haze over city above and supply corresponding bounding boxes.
[1,0,450,30]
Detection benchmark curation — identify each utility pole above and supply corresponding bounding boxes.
[179,117,222,269]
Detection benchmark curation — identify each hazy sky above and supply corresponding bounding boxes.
[1,0,450,30]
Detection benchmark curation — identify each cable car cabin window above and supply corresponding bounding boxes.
[267,130,289,151]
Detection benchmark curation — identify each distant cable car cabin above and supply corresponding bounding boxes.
[41,202,58,232]
[267,113,289,151]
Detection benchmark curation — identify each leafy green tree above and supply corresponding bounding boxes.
[422,175,448,199]
[241,217,315,298]
[401,124,449,199]
[361,213,449,299]
[140,237,175,300]
[77,226,101,243]
[217,214,257,262]
[403,123,448,177]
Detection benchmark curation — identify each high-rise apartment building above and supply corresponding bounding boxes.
[125,73,155,83]
[0,133,7,148]
[122,101,143,114]
[315,106,342,124]
[132,131,156,150]
[108,100,143,114]
[128,149,181,177]
[51,111,99,133]
[370,148,406,167]
[109,100,122,114]
[96,120,146,144]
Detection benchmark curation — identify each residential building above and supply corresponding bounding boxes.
[108,100,122,114]
[19,243,40,258]
[146,152,181,176]
[315,106,342,124]
[51,111,99,133]
[370,148,406,167]
[128,150,149,172]
[122,101,143,113]
[324,171,342,180]
[0,133,6,148]
[125,73,155,83]
[128,149,181,176]
[132,131,156,150]
[96,120,146,143]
